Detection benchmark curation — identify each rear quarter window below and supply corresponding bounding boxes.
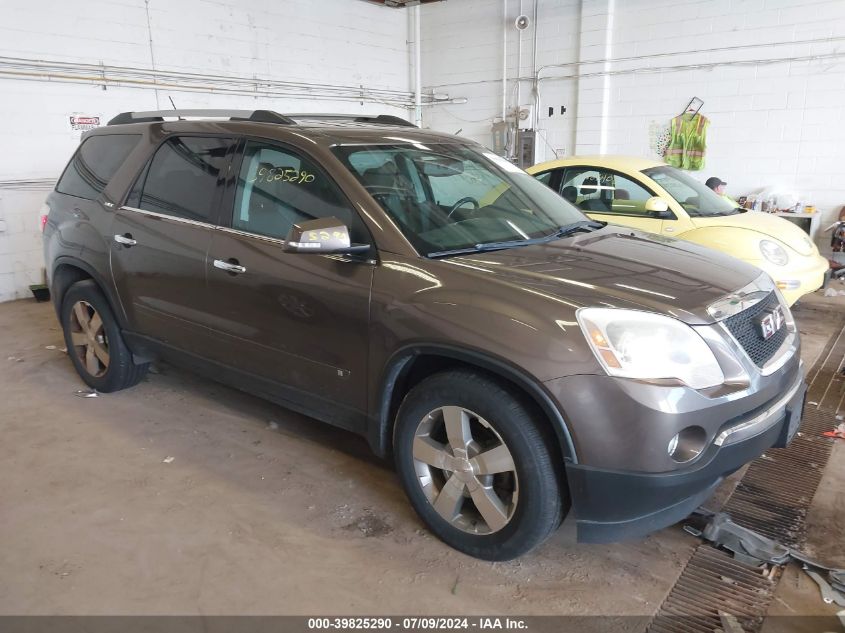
[56,134,141,200]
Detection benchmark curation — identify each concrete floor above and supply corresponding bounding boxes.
[0,293,843,618]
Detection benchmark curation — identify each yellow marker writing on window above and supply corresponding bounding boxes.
[248,165,316,185]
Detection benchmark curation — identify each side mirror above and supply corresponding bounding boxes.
[644,196,674,219]
[284,217,371,255]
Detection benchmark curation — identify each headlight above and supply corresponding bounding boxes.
[577,308,724,389]
[759,239,789,266]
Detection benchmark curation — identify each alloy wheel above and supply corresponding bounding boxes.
[69,300,110,378]
[412,406,519,534]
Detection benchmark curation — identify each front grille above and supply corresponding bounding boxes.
[723,291,788,367]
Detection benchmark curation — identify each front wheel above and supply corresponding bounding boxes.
[394,370,566,560]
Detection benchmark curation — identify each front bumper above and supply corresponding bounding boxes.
[756,253,829,306]
[547,355,805,543]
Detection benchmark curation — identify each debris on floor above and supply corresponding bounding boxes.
[342,509,393,538]
[823,287,845,296]
[74,389,98,398]
[266,420,279,430]
[45,345,57,350]
[803,567,845,606]
[718,611,745,633]
[7,355,23,362]
[686,510,845,607]
[823,423,845,439]
[162,456,175,464]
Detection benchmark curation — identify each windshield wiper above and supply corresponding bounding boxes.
[427,220,605,258]
[552,220,605,237]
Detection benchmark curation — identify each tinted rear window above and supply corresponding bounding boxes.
[56,134,140,200]
[132,136,234,222]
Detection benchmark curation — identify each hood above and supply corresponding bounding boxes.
[440,227,761,325]
[690,211,816,256]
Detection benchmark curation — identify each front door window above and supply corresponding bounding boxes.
[231,141,365,242]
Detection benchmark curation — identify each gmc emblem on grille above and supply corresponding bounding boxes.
[756,306,786,340]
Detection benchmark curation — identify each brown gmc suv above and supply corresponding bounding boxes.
[43,109,806,560]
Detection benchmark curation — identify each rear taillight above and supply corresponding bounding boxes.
[39,203,49,232]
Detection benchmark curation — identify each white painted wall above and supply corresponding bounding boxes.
[420,0,581,156]
[0,0,414,302]
[420,0,845,240]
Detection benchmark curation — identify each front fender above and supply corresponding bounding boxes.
[368,342,579,465]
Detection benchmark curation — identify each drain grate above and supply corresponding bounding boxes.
[648,309,845,632]
[649,547,774,633]
[722,408,834,547]
[805,312,845,413]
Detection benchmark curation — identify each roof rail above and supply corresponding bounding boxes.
[358,114,417,127]
[285,113,417,128]
[106,110,415,128]
[107,109,295,126]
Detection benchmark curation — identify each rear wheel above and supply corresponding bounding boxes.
[394,370,565,560]
[60,280,148,392]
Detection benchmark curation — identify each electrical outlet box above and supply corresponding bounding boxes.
[516,130,536,168]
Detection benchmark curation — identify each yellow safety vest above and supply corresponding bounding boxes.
[665,114,708,171]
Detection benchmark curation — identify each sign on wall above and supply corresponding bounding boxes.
[68,114,101,139]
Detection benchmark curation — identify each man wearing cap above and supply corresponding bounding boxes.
[706,177,737,206]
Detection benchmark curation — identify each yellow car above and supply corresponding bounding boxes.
[527,156,829,305]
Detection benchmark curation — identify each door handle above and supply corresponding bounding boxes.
[213,259,247,274]
[114,233,137,246]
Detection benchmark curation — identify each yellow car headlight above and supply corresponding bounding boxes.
[759,239,789,266]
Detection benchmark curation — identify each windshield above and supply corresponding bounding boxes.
[642,165,739,217]
[332,143,587,255]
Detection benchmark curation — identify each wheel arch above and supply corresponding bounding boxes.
[369,344,578,466]
[51,256,127,330]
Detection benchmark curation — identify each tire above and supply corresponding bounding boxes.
[60,280,148,392]
[394,370,566,561]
